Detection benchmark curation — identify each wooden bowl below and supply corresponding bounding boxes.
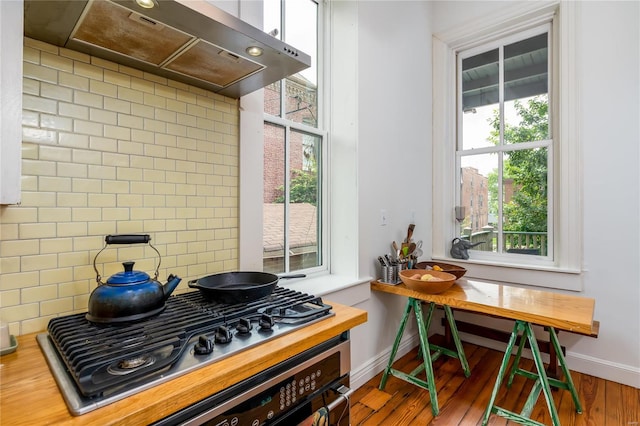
[414,261,467,279]
[399,269,457,294]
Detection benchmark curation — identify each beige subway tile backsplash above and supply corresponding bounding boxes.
[74,119,103,137]
[38,207,72,222]
[89,108,117,125]
[18,223,57,240]
[2,303,40,323]
[59,71,90,91]
[1,38,239,335]
[40,238,74,254]
[0,289,21,308]
[74,90,103,108]
[22,284,58,304]
[90,80,118,98]
[58,280,90,298]
[41,51,74,73]
[0,271,39,292]
[1,239,39,257]
[41,82,73,103]
[23,94,57,114]
[59,102,89,120]
[74,61,103,81]
[59,47,90,63]
[23,62,58,85]
[40,114,73,132]
[40,298,74,316]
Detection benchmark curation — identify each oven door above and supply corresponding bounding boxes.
[271,376,351,426]
[153,335,351,426]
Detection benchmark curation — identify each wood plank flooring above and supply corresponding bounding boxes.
[350,339,640,425]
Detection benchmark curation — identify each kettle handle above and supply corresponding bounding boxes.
[93,234,161,285]
[105,234,151,245]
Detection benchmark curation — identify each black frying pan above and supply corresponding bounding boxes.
[188,272,306,304]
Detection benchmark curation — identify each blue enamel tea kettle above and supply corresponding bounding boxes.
[87,234,181,323]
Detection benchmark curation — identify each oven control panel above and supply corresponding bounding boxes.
[202,352,341,426]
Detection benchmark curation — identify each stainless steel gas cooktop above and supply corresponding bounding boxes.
[37,287,333,415]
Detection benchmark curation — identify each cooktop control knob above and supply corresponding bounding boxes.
[194,335,214,355]
[214,326,233,344]
[259,314,275,330]
[236,318,253,334]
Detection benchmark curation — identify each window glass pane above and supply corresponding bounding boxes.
[263,0,323,274]
[502,147,548,255]
[263,123,286,273]
[460,153,497,253]
[504,33,548,101]
[264,80,282,117]
[284,1,317,86]
[504,94,549,144]
[263,0,282,41]
[462,104,497,150]
[289,130,321,270]
[462,50,499,106]
[284,1,318,126]
[263,0,282,116]
[461,48,498,150]
[504,33,549,144]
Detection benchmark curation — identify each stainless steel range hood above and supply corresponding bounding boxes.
[24,0,311,99]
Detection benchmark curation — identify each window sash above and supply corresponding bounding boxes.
[455,23,553,264]
[262,0,326,275]
[432,1,582,291]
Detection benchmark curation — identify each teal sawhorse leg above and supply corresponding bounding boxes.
[379,298,470,417]
[482,320,583,426]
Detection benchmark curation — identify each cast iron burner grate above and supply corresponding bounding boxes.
[46,287,331,398]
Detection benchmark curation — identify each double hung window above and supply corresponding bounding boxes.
[432,2,582,290]
[457,26,551,260]
[262,0,325,274]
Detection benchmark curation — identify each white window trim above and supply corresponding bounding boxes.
[456,23,554,266]
[262,114,328,275]
[0,0,23,205]
[432,1,583,291]
[241,0,336,278]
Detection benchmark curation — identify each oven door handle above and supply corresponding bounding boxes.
[326,384,354,412]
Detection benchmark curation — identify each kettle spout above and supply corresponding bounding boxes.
[469,241,485,248]
[162,274,182,299]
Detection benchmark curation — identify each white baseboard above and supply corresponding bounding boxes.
[350,332,640,390]
[565,351,640,389]
[459,333,640,389]
[350,333,419,390]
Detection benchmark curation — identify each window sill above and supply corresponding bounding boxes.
[432,257,583,292]
[279,273,373,306]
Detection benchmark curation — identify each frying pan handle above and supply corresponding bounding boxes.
[187,279,200,289]
[105,234,151,245]
[278,274,306,279]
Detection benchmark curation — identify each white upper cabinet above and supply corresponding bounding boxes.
[0,0,23,205]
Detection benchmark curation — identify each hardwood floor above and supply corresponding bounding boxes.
[350,339,640,425]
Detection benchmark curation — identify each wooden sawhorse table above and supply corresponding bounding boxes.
[372,277,598,426]
[377,298,471,416]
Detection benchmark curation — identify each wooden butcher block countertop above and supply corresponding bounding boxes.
[371,277,597,336]
[0,301,367,426]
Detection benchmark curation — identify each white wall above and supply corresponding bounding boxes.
[326,0,436,386]
[252,0,640,390]
[342,0,639,388]
[577,1,639,382]
[353,0,435,380]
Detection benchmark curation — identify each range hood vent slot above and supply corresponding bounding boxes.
[70,0,194,67]
[163,39,263,89]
